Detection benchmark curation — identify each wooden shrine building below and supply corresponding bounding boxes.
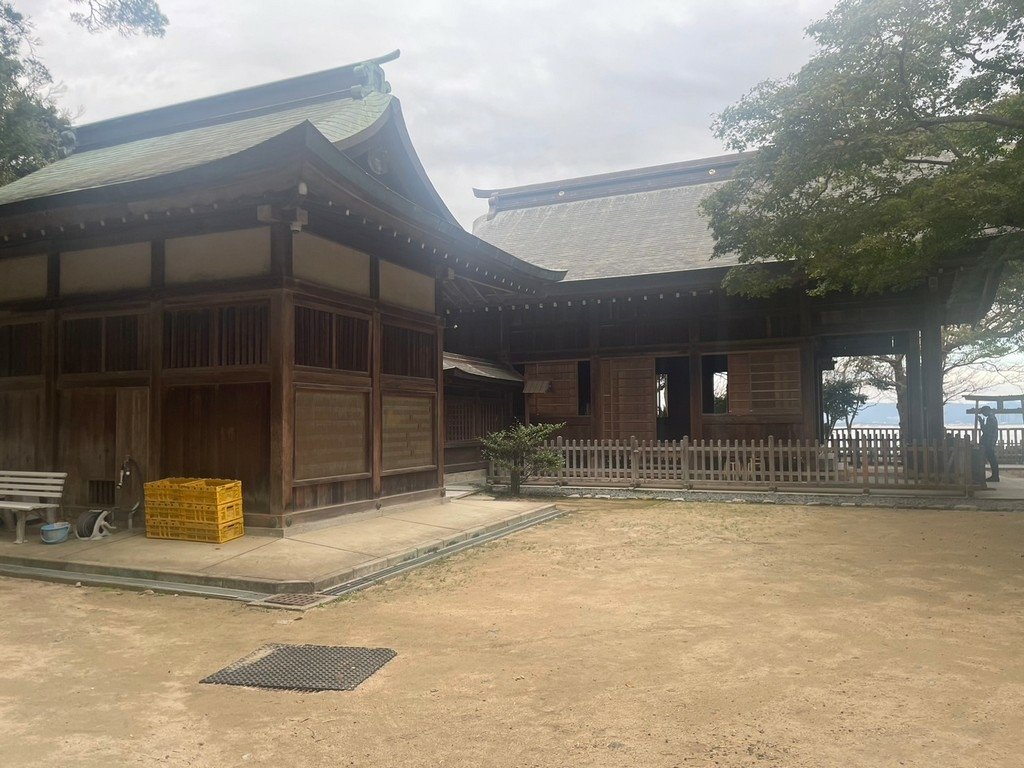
[444,154,1003,453]
[0,53,558,530]
[0,56,1005,522]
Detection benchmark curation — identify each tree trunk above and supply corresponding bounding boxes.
[509,469,521,496]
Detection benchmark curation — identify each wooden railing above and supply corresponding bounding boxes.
[833,426,1024,464]
[488,435,980,494]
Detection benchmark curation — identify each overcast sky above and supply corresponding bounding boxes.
[20,0,836,226]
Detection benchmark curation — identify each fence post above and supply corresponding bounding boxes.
[961,437,971,498]
[555,436,564,485]
[630,435,639,487]
[681,436,691,489]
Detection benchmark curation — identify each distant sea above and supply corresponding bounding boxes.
[855,402,1024,428]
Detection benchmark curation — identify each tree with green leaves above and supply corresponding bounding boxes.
[822,367,870,436]
[848,260,1024,426]
[0,1,166,184]
[701,0,1024,299]
[481,422,564,496]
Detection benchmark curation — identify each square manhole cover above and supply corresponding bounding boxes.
[201,644,396,692]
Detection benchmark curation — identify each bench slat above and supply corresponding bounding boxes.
[0,484,67,491]
[0,472,68,479]
[0,481,67,490]
[0,502,59,511]
[0,489,66,497]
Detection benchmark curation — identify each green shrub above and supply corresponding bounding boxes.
[481,422,564,496]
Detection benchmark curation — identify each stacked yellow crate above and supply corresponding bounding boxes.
[143,478,244,543]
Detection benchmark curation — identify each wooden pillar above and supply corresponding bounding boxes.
[800,340,818,441]
[268,290,295,521]
[42,252,60,470]
[905,330,924,441]
[148,241,165,482]
[435,268,445,491]
[688,319,702,441]
[588,303,600,438]
[370,258,382,499]
[920,314,945,441]
[269,225,295,522]
[270,222,294,280]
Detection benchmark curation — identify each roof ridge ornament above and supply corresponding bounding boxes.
[351,50,399,99]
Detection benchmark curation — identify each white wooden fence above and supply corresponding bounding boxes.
[833,426,1024,464]
[488,435,980,494]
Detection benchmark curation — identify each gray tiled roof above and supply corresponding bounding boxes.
[0,93,391,207]
[472,180,739,281]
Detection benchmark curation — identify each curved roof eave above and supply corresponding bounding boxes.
[299,126,566,283]
[0,120,566,287]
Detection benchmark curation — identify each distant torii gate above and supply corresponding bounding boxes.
[965,392,1024,432]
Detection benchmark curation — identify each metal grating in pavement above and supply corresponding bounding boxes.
[200,644,397,692]
[263,593,324,606]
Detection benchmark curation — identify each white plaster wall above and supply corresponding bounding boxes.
[379,260,435,314]
[61,242,151,294]
[293,232,371,296]
[165,227,271,284]
[0,254,48,302]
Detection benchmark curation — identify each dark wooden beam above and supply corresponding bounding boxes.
[921,313,945,441]
[905,330,924,441]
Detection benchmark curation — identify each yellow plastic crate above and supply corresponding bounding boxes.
[145,499,243,525]
[146,516,245,544]
[175,479,242,506]
[143,478,199,504]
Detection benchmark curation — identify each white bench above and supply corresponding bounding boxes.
[0,471,68,544]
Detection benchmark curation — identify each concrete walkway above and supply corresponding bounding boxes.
[0,494,557,598]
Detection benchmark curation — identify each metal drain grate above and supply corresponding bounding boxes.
[247,593,338,611]
[200,644,396,692]
[263,594,324,607]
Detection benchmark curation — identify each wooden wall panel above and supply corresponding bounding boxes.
[58,388,117,506]
[725,349,801,415]
[600,356,656,441]
[161,383,271,510]
[115,387,150,482]
[293,389,369,480]
[0,389,43,470]
[382,395,434,471]
[525,362,578,421]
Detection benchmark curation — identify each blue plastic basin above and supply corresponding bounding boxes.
[40,522,71,544]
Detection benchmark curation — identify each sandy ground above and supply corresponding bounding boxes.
[1,500,1022,768]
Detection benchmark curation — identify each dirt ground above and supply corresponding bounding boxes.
[1,500,1022,767]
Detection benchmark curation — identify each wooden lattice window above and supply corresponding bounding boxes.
[220,305,268,366]
[445,397,506,442]
[0,322,43,377]
[382,324,435,379]
[294,306,369,372]
[164,304,268,368]
[719,349,801,415]
[61,315,144,374]
[104,315,143,372]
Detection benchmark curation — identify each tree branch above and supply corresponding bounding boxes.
[951,45,1024,77]
[901,157,954,166]
[916,114,1024,131]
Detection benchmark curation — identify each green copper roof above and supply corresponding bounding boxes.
[0,92,392,208]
